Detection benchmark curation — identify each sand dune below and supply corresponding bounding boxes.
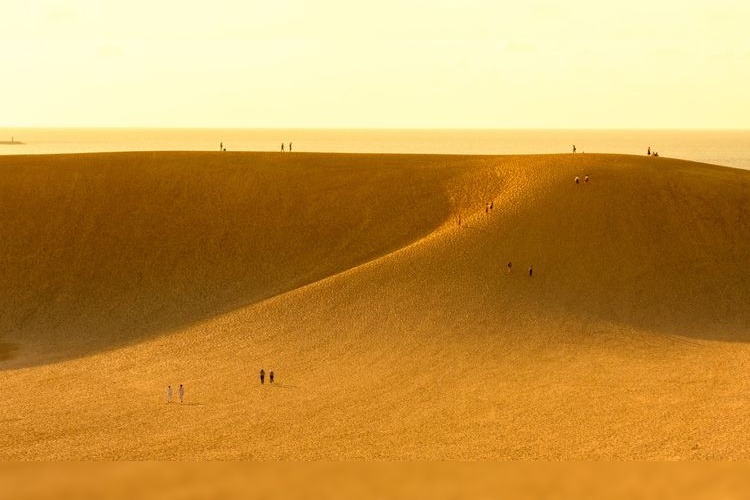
[0,152,465,366]
[1,151,749,459]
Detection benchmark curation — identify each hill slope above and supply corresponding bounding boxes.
[0,152,481,366]
[1,152,749,459]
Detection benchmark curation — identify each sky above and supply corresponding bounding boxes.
[2,0,749,129]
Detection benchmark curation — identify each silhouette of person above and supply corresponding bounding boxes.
[575,176,580,184]
[485,203,489,214]
[178,384,184,403]
[490,201,493,210]
[166,385,173,403]
[529,265,533,277]
[573,145,576,153]
[507,261,512,273]
[260,369,265,384]
[648,146,651,156]
[289,143,292,152]
[270,371,274,383]
[281,143,284,152]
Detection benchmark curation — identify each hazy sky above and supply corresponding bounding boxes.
[3,0,749,128]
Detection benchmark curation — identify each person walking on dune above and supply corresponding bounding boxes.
[270,371,275,384]
[572,145,576,154]
[507,261,512,273]
[260,369,265,385]
[178,384,184,403]
[289,143,292,152]
[166,385,173,403]
[648,146,651,156]
[280,143,285,152]
[529,265,533,277]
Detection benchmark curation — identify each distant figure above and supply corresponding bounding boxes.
[647,146,651,156]
[584,175,589,183]
[281,143,285,152]
[220,142,223,151]
[223,147,227,152]
[575,176,580,184]
[270,371,275,383]
[485,203,489,214]
[507,261,512,273]
[573,145,576,153]
[653,151,659,157]
[166,385,173,403]
[289,143,292,152]
[178,384,184,403]
[490,201,494,210]
[529,265,533,277]
[260,369,265,384]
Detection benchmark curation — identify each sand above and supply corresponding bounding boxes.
[0,151,749,460]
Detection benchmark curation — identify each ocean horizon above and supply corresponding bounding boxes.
[1,127,749,170]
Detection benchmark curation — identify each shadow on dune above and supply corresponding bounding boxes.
[0,152,457,369]
[0,342,19,363]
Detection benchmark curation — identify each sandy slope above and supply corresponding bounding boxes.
[1,151,749,459]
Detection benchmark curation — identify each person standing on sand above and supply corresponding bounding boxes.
[270,371,275,384]
[289,143,292,152]
[178,384,184,403]
[260,369,265,384]
[166,385,173,403]
[281,143,285,152]
[220,142,223,151]
[573,145,576,153]
[648,146,651,156]
[529,265,533,277]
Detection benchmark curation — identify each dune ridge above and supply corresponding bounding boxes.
[1,151,749,459]
[0,152,480,366]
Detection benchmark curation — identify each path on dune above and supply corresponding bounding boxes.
[1,152,749,459]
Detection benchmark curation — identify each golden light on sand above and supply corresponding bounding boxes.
[1,151,749,459]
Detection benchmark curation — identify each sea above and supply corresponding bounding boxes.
[1,128,749,170]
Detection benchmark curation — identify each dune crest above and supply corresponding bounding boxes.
[0,152,471,366]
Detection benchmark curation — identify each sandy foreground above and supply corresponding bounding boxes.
[2,463,749,499]
[0,151,749,460]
